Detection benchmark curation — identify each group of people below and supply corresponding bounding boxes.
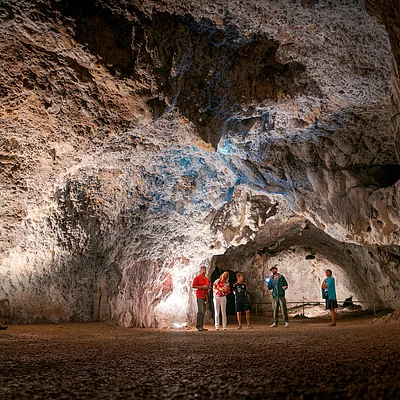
[192,265,338,330]
[192,266,253,331]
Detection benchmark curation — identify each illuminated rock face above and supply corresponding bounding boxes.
[0,0,399,326]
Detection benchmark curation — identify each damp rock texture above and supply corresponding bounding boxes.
[0,0,400,326]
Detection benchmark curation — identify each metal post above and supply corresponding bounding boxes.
[302,301,305,317]
[255,304,258,316]
[373,304,376,316]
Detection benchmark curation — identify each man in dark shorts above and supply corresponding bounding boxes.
[192,266,210,331]
[321,269,338,326]
[233,273,252,329]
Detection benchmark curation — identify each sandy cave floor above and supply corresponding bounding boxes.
[0,316,399,399]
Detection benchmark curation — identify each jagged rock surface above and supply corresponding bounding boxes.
[365,0,400,162]
[0,0,399,326]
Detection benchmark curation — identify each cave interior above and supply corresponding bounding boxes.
[0,0,399,328]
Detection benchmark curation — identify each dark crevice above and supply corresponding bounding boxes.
[0,2,13,23]
[139,14,321,147]
[46,0,136,77]
[350,164,400,188]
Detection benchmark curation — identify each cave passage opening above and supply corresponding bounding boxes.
[209,266,237,319]
[209,221,385,321]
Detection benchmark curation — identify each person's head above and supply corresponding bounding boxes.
[236,272,244,282]
[325,269,332,278]
[270,265,278,275]
[220,271,229,282]
[200,266,207,276]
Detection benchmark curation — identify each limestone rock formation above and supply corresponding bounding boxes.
[0,0,399,326]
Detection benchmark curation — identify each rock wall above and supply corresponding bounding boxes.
[365,0,400,161]
[0,0,399,326]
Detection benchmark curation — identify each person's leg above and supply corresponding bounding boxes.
[280,297,289,324]
[326,300,337,325]
[221,296,227,329]
[236,311,241,326]
[236,302,243,329]
[245,310,251,327]
[272,297,279,326]
[214,297,221,329]
[201,298,208,329]
[196,298,204,329]
[330,308,336,325]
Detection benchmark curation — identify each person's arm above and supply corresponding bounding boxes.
[192,277,208,290]
[321,278,327,289]
[266,277,273,290]
[225,283,230,295]
[282,276,288,290]
[213,280,220,294]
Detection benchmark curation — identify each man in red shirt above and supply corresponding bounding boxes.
[192,266,210,331]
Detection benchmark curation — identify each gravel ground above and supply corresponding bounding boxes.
[0,316,399,399]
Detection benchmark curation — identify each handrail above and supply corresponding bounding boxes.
[250,300,378,316]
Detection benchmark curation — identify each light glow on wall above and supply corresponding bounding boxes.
[154,262,192,327]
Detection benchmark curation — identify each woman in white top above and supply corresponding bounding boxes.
[213,271,230,330]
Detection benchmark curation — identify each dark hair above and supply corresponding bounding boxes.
[326,269,332,275]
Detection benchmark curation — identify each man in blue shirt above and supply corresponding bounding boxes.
[266,265,289,328]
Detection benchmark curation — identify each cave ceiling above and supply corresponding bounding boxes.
[0,0,399,326]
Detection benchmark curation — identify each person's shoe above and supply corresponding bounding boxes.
[196,327,203,331]
[270,323,278,328]
[329,323,336,326]
[201,327,208,331]
[237,325,242,330]
[247,325,253,329]
[0,324,8,330]
[285,322,289,328]
[215,327,219,331]
[223,327,227,330]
